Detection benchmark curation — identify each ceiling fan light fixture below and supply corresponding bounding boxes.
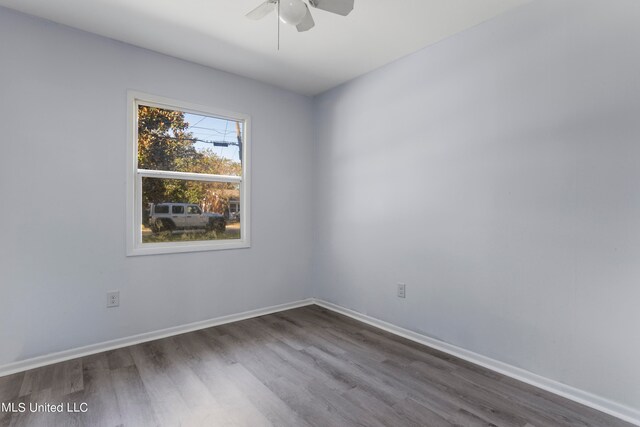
[279,0,307,26]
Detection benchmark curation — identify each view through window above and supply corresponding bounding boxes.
[132,99,248,253]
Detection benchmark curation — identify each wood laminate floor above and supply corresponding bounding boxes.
[0,305,632,427]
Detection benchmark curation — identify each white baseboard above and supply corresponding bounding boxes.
[312,299,640,427]
[0,298,314,378]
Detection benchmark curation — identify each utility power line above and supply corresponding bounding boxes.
[157,135,240,147]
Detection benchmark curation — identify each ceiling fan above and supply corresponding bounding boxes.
[246,0,354,33]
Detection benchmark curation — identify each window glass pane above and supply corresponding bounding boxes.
[187,205,201,214]
[142,177,241,243]
[137,105,242,176]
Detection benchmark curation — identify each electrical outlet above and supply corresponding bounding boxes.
[397,283,406,298]
[107,291,119,308]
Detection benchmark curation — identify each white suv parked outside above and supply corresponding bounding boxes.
[150,203,226,233]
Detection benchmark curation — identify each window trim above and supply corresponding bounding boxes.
[126,91,251,256]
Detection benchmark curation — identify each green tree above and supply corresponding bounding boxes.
[138,106,200,209]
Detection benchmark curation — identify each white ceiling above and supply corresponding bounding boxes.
[0,0,530,95]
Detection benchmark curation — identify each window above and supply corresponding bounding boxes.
[154,205,169,214]
[187,205,201,215]
[127,92,250,256]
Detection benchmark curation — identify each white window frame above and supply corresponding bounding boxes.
[126,91,251,256]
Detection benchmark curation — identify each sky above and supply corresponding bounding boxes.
[184,112,242,163]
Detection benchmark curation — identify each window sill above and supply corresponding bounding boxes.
[127,239,250,256]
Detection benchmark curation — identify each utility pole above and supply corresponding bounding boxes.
[236,121,243,162]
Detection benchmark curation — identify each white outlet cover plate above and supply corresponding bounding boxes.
[107,291,119,307]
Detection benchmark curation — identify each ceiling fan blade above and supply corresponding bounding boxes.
[296,5,315,32]
[246,0,277,20]
[308,0,354,16]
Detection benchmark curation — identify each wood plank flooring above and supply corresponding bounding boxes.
[0,305,632,427]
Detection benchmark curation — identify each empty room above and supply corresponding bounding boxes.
[1,0,639,426]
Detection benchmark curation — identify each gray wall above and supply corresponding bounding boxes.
[0,8,314,365]
[313,0,640,411]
